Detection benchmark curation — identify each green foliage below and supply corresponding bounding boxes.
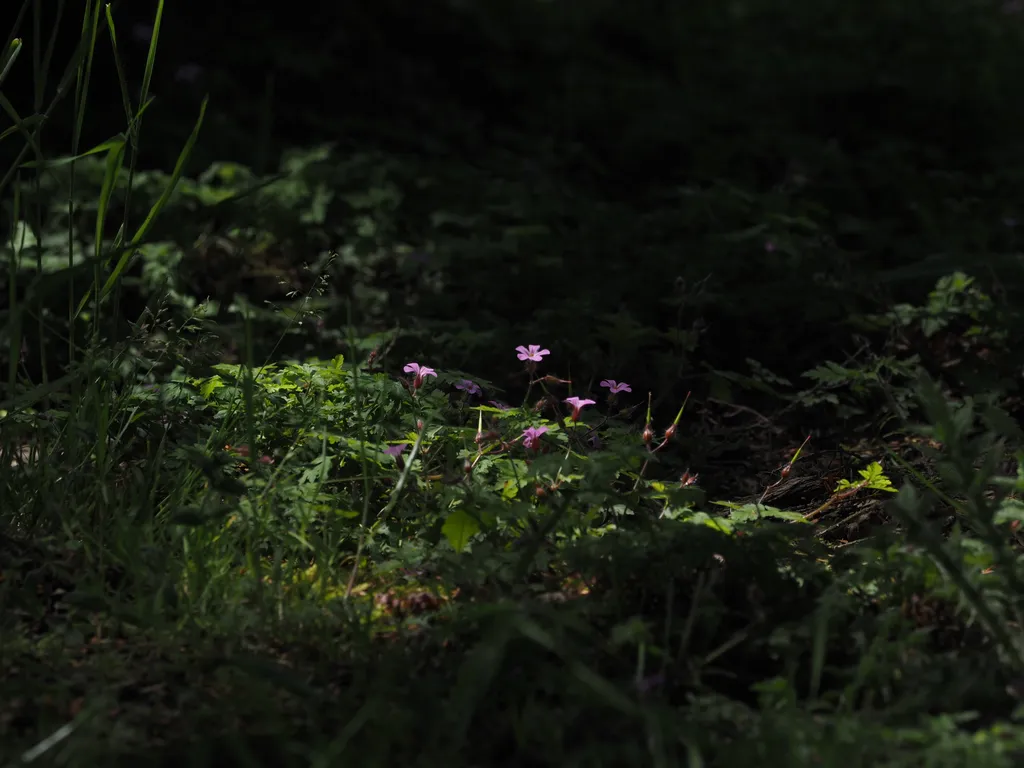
[835,461,897,494]
[4,0,1024,766]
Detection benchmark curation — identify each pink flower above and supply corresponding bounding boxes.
[599,379,632,394]
[384,443,407,470]
[522,426,548,450]
[516,345,550,362]
[455,379,482,396]
[403,362,437,390]
[564,396,596,421]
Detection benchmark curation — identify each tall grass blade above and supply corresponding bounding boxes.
[0,37,23,87]
[99,97,208,304]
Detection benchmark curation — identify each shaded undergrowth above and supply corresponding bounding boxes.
[3,1,1024,766]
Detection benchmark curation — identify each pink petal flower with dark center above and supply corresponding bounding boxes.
[522,426,548,450]
[455,379,482,396]
[599,379,632,394]
[403,362,437,389]
[516,345,550,362]
[383,443,408,470]
[564,396,596,422]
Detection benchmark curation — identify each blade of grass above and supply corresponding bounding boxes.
[68,0,103,370]
[89,137,126,337]
[0,26,91,200]
[21,133,142,168]
[0,114,45,142]
[105,0,164,323]
[23,3,50,406]
[0,371,81,412]
[0,37,22,87]
[138,0,164,115]
[65,95,207,321]
[97,96,208,305]
[0,0,30,86]
[0,93,45,163]
[36,0,68,105]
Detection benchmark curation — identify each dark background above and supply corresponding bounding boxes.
[4,0,1024,427]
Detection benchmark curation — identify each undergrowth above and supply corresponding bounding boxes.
[3,1,1024,767]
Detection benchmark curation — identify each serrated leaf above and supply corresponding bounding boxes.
[299,456,332,485]
[200,376,225,399]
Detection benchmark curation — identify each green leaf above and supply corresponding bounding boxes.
[837,461,897,493]
[759,508,809,522]
[994,499,1024,526]
[200,376,225,399]
[442,507,479,552]
[299,455,332,485]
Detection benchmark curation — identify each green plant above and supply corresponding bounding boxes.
[6,1,1024,766]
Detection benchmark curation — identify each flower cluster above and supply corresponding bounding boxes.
[397,343,697,497]
[392,345,696,484]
